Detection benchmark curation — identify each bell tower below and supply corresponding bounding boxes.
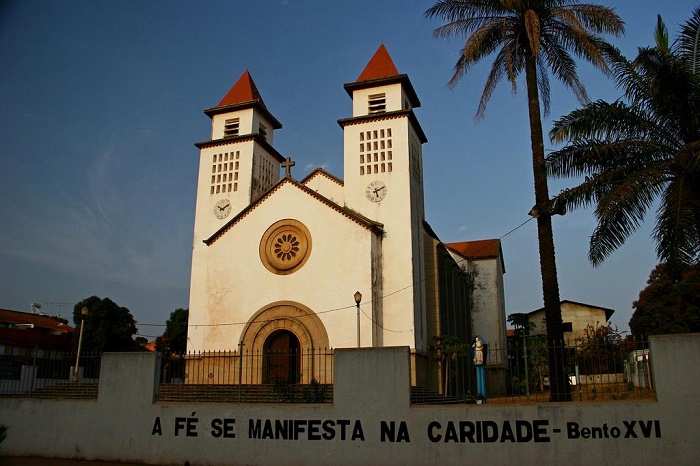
[339,45,429,350]
[188,72,284,351]
[192,71,284,241]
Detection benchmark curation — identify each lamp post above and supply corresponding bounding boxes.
[73,307,88,382]
[354,291,362,348]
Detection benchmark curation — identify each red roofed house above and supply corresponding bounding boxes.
[0,308,75,393]
[185,45,507,398]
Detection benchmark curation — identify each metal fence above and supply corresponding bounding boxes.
[487,336,655,403]
[160,348,335,385]
[0,349,101,396]
[0,340,655,403]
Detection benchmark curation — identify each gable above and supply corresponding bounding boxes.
[205,177,382,245]
[301,168,344,204]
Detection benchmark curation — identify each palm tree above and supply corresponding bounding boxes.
[548,9,700,276]
[426,0,624,401]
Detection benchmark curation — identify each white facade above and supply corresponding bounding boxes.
[187,46,430,357]
[185,46,506,391]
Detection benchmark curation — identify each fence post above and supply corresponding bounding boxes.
[238,343,244,402]
[29,347,37,397]
[523,335,530,400]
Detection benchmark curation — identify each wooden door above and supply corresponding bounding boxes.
[264,331,300,383]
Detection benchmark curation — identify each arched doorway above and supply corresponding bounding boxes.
[239,301,331,384]
[263,330,301,383]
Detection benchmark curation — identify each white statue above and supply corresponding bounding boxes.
[473,336,484,366]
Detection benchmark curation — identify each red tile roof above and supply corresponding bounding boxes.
[357,44,400,82]
[446,239,501,260]
[0,308,73,332]
[217,70,267,108]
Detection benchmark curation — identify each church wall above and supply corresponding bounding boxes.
[467,257,507,366]
[302,174,345,206]
[193,139,257,231]
[188,183,378,352]
[342,119,422,350]
[1,335,698,465]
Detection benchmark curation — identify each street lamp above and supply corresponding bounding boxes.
[354,291,362,348]
[73,307,88,382]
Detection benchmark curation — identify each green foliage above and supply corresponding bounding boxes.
[427,0,624,402]
[507,313,535,338]
[272,378,298,403]
[574,323,631,375]
[630,263,700,339]
[509,334,549,394]
[158,308,189,353]
[301,378,328,403]
[548,8,700,271]
[73,296,140,353]
[431,335,469,396]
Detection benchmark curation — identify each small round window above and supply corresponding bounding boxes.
[259,219,312,275]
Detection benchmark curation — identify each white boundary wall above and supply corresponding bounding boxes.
[1,334,699,465]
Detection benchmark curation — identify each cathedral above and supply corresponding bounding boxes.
[186,45,507,395]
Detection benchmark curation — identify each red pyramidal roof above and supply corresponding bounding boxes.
[356,44,400,82]
[217,70,267,108]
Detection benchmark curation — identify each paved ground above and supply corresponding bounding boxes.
[0,457,180,466]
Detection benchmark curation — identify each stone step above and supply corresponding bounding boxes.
[410,386,464,404]
[29,382,98,399]
[158,383,333,403]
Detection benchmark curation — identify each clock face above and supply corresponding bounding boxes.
[214,199,232,219]
[365,180,387,202]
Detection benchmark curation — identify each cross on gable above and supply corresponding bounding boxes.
[282,157,295,178]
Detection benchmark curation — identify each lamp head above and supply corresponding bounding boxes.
[354,291,362,305]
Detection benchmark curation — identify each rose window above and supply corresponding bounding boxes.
[260,220,312,275]
[274,234,300,261]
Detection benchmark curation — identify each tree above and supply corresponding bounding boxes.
[507,313,535,338]
[157,308,189,353]
[73,296,139,353]
[630,263,700,339]
[431,335,468,396]
[426,0,624,401]
[548,9,700,275]
[574,323,630,375]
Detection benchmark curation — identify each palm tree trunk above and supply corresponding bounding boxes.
[524,55,571,402]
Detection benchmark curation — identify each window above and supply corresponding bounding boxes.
[368,93,386,114]
[210,151,240,194]
[359,127,392,175]
[259,123,268,140]
[224,118,240,138]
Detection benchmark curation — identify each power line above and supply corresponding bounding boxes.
[138,216,534,333]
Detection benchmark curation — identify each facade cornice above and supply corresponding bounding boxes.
[203,100,282,130]
[337,109,427,143]
[194,134,286,163]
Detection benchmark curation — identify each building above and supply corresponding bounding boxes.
[0,308,73,356]
[526,300,615,346]
[185,45,506,396]
[0,308,74,392]
[445,239,507,393]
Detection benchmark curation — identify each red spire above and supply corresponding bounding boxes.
[217,70,267,108]
[356,44,400,82]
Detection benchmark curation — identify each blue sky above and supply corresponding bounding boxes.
[1,0,696,338]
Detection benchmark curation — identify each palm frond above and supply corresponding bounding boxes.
[675,6,700,74]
